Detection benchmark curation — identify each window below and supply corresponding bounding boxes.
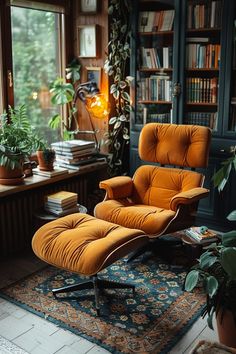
[0,0,70,144]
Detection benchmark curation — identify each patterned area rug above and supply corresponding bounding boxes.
[0,253,205,354]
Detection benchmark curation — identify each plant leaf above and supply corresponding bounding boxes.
[222,231,236,247]
[121,91,130,101]
[206,276,218,297]
[221,248,236,279]
[227,210,236,221]
[185,270,199,291]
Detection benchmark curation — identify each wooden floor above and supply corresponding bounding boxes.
[0,252,218,354]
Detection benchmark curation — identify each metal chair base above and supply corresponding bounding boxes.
[52,275,135,316]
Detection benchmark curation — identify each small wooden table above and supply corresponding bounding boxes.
[174,229,221,264]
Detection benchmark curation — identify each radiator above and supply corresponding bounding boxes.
[0,177,88,257]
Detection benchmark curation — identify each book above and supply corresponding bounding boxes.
[55,158,107,171]
[44,200,77,210]
[46,191,78,205]
[54,148,97,158]
[185,226,219,244]
[44,205,80,217]
[33,167,68,178]
[51,139,95,152]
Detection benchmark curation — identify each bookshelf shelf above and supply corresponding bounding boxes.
[139,68,173,72]
[138,100,172,105]
[139,30,174,36]
[186,28,221,34]
[186,102,218,107]
[186,68,219,72]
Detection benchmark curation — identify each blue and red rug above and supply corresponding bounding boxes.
[0,253,204,353]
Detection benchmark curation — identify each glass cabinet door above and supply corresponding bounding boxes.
[227,6,236,133]
[131,1,177,129]
[182,0,223,132]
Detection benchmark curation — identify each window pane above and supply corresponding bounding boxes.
[11,6,62,144]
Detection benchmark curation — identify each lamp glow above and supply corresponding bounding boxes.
[86,93,110,119]
[72,81,110,150]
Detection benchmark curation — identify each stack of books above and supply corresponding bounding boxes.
[44,191,79,216]
[33,166,69,178]
[185,226,219,244]
[51,139,106,170]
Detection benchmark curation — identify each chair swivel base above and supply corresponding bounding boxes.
[52,274,135,316]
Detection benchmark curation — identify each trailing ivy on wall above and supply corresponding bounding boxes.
[104,0,132,176]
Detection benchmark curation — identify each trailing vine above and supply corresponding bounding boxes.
[104,0,132,176]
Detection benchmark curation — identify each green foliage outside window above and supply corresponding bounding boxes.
[11,6,61,144]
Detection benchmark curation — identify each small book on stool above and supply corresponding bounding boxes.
[44,191,79,216]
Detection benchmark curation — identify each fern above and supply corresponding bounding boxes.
[0,105,45,169]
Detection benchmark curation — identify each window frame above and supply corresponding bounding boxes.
[0,0,73,113]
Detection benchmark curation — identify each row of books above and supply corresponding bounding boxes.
[138,76,172,102]
[143,107,171,125]
[140,47,173,69]
[44,191,79,216]
[139,10,175,33]
[185,226,219,244]
[186,77,218,103]
[186,43,221,69]
[184,112,218,131]
[187,1,222,30]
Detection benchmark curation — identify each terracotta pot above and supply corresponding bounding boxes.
[217,308,236,348]
[36,150,55,171]
[0,165,24,185]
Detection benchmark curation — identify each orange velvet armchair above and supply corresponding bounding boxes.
[95,123,211,240]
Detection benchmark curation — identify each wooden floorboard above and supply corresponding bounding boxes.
[0,251,218,353]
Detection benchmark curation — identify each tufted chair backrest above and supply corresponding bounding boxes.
[139,123,211,168]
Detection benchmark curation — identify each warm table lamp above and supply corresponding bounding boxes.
[73,81,110,149]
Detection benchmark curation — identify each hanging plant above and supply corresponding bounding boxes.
[104,0,133,176]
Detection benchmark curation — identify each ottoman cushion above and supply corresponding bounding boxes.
[32,213,147,276]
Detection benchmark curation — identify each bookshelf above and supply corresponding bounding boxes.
[130,0,236,230]
[183,0,222,131]
[132,2,176,127]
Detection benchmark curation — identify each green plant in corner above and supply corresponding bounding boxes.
[185,231,236,330]
[185,149,236,339]
[104,0,133,176]
[48,59,81,140]
[0,105,43,169]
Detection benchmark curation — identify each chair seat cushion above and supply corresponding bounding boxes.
[32,213,147,276]
[94,200,176,236]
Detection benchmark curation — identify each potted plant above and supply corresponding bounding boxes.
[48,59,81,140]
[0,105,43,185]
[185,229,236,347]
[36,146,56,171]
[185,148,236,347]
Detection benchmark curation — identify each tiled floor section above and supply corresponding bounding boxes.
[0,252,218,354]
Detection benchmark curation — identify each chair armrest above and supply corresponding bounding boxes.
[170,187,209,212]
[99,176,133,199]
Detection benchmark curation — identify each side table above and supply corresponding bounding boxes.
[34,204,88,229]
[173,229,221,265]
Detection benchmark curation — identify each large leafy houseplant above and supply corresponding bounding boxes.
[48,59,81,140]
[0,105,43,169]
[185,149,236,344]
[185,231,236,329]
[104,0,132,176]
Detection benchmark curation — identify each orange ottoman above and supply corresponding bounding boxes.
[32,213,147,315]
